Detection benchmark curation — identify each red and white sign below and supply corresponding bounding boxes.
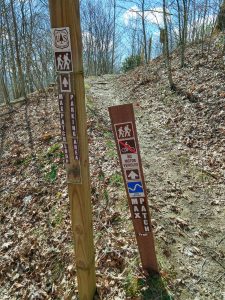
[119,139,136,154]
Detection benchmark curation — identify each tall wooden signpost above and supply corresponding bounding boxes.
[109,104,158,273]
[48,1,96,299]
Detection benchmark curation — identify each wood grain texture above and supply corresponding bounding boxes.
[109,104,158,273]
[48,1,96,299]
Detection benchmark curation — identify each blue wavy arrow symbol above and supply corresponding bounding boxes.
[127,182,144,193]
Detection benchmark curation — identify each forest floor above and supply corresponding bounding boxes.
[0,38,225,300]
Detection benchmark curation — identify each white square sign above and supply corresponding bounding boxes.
[52,27,72,52]
[121,153,139,169]
[59,74,71,92]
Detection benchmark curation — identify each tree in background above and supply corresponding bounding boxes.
[122,54,142,72]
[175,0,189,67]
[0,0,223,104]
[216,0,225,31]
[163,0,175,90]
[120,0,153,64]
[0,0,54,104]
[215,0,225,54]
[81,0,117,75]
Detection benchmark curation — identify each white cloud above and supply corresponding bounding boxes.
[123,5,139,25]
[123,6,165,27]
[82,31,113,52]
[145,7,164,26]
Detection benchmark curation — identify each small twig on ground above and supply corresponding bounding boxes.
[217,236,225,246]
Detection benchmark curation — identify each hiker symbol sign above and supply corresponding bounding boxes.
[55,52,73,72]
[115,122,134,139]
[52,27,73,73]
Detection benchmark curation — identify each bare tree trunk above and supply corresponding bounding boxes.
[180,0,188,67]
[201,0,208,56]
[2,0,20,99]
[111,0,116,73]
[141,0,148,63]
[176,0,188,68]
[148,35,152,61]
[215,0,225,31]
[10,0,26,98]
[163,0,175,90]
[0,72,10,107]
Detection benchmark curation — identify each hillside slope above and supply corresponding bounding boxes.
[118,35,224,181]
[0,36,224,299]
[86,36,225,299]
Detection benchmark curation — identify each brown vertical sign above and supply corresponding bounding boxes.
[109,104,158,273]
[51,26,81,183]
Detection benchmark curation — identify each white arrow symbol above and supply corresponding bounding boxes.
[127,171,139,180]
[62,77,69,88]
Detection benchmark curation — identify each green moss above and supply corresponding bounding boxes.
[50,208,64,227]
[45,164,58,182]
[125,273,141,297]
[110,173,123,187]
[124,257,141,297]
[46,144,63,161]
[123,253,175,299]
[13,155,32,166]
[140,274,174,300]
[106,149,117,158]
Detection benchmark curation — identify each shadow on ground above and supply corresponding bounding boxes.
[140,274,173,300]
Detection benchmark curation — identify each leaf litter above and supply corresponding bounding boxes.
[0,36,225,299]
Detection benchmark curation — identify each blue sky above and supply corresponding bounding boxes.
[116,1,165,59]
[116,0,218,60]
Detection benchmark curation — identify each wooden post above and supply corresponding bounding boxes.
[109,104,158,273]
[48,1,96,299]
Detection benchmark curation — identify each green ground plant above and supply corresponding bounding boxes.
[110,173,123,187]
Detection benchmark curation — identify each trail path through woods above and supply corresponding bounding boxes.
[86,74,225,300]
[0,69,224,299]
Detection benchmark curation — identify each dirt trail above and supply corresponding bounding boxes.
[86,74,225,300]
